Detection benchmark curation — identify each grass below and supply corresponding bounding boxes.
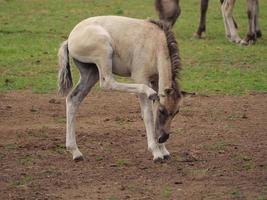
[202,140,230,152]
[115,159,129,167]
[229,190,241,196]
[19,155,35,165]
[160,186,173,198]
[0,0,266,95]
[258,196,267,200]
[12,174,33,187]
[107,197,119,200]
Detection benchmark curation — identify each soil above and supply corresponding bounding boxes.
[0,91,266,200]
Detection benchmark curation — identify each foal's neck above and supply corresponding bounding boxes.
[157,52,173,96]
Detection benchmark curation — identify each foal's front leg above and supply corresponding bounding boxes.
[95,53,158,100]
[139,94,170,162]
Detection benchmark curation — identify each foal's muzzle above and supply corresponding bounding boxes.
[158,130,170,144]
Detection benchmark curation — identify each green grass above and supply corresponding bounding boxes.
[115,159,129,167]
[0,0,266,95]
[107,196,119,200]
[160,186,173,198]
[12,174,33,187]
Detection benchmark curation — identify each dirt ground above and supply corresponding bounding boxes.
[0,91,266,200]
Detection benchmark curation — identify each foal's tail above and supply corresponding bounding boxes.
[58,40,73,96]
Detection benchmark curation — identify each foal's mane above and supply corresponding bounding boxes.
[149,20,181,95]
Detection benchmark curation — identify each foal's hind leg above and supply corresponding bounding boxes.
[66,61,99,161]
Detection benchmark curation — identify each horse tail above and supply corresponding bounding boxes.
[58,40,73,96]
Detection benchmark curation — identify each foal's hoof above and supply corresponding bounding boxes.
[163,155,171,160]
[153,157,164,163]
[73,155,84,162]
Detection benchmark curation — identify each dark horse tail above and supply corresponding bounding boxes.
[58,40,73,96]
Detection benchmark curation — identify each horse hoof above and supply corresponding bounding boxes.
[73,155,84,162]
[248,40,256,45]
[193,32,204,39]
[256,30,262,38]
[153,157,164,163]
[163,155,171,160]
[240,40,248,46]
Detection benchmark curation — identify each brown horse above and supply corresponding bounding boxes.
[195,0,262,45]
[155,0,262,45]
[155,0,180,27]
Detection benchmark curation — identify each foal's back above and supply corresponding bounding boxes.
[68,16,167,79]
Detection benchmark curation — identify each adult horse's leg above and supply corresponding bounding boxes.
[220,0,238,28]
[221,0,241,43]
[255,0,262,38]
[241,0,260,45]
[139,94,170,161]
[195,0,209,38]
[66,61,99,161]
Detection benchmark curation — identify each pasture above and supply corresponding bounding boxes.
[0,0,267,199]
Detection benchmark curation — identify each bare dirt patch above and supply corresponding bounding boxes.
[0,91,266,200]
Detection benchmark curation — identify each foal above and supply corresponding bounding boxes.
[58,16,183,162]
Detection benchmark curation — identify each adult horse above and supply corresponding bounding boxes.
[155,0,262,45]
[58,16,184,162]
[195,0,262,45]
[155,0,181,27]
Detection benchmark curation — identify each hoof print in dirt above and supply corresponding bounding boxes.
[73,156,84,162]
[178,152,197,162]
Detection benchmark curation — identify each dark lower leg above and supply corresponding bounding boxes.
[243,0,257,44]
[196,0,209,37]
[255,0,262,38]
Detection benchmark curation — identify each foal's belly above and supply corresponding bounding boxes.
[111,53,132,77]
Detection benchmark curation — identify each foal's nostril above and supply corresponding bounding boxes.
[158,133,169,144]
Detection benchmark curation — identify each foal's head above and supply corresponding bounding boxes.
[153,81,182,143]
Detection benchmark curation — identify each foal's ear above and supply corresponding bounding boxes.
[181,91,196,98]
[165,88,174,96]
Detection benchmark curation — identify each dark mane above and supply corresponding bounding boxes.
[149,19,181,80]
[149,19,182,98]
